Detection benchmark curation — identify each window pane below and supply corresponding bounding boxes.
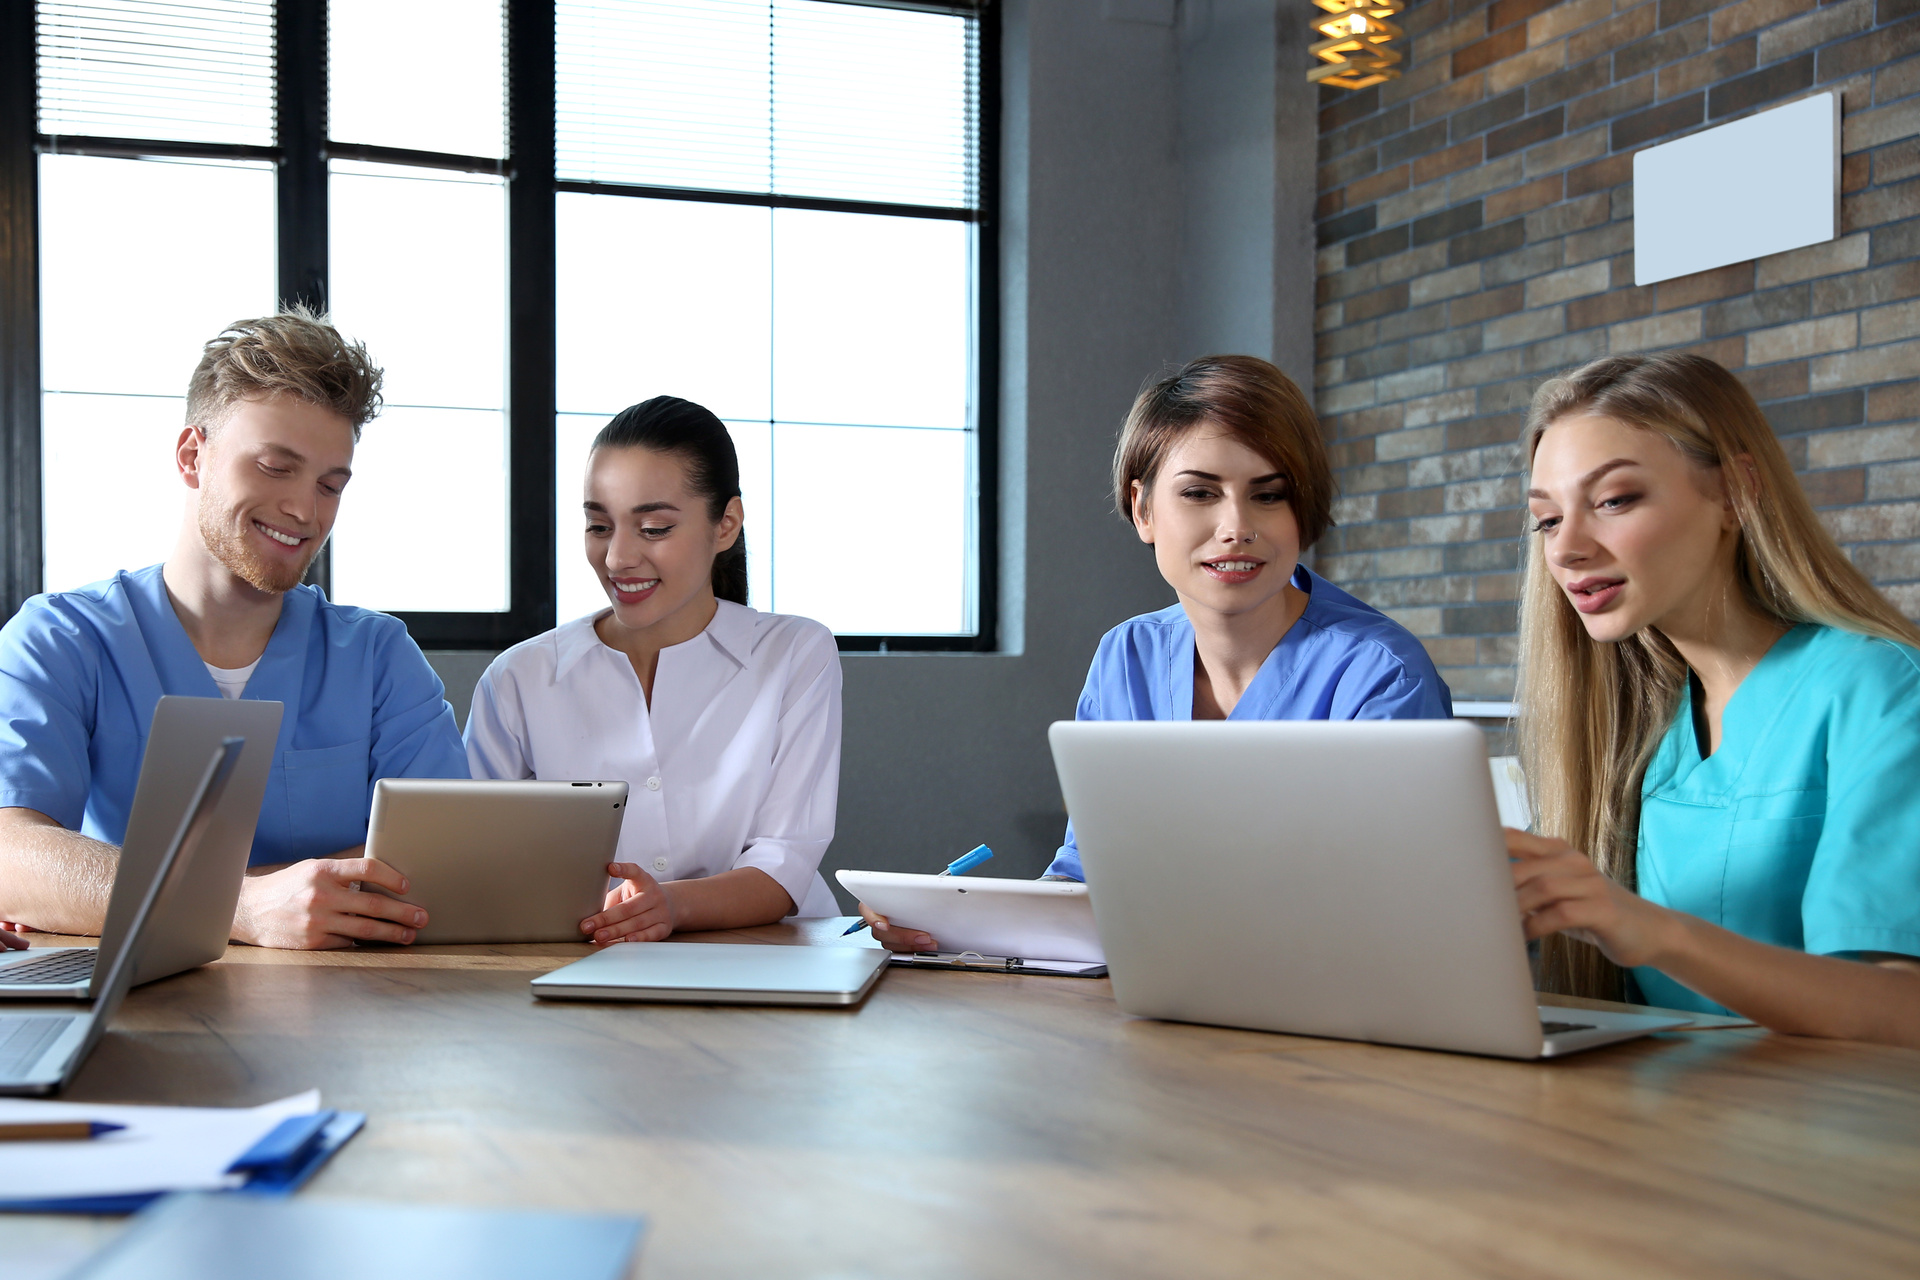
[328,161,507,612]
[37,0,274,147]
[42,393,194,595]
[556,194,771,421]
[555,414,771,627]
[772,0,976,208]
[772,209,972,431]
[40,156,276,397]
[331,407,509,613]
[328,162,506,409]
[328,0,505,158]
[556,0,770,193]
[556,0,978,209]
[769,424,971,633]
[38,155,274,593]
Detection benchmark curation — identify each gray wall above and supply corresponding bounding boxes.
[430,0,1317,908]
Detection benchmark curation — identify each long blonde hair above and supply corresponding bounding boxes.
[1518,353,1920,999]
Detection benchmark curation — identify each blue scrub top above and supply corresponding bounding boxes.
[1044,566,1454,878]
[1634,623,1920,1014]
[0,564,469,866]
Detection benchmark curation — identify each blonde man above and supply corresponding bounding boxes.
[0,311,467,950]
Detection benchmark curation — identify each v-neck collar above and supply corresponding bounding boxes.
[123,564,313,759]
[1170,566,1321,721]
[1663,623,1817,789]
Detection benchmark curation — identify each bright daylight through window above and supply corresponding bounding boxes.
[33,0,984,643]
[554,0,982,636]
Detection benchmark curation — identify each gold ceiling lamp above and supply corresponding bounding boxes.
[1309,0,1404,91]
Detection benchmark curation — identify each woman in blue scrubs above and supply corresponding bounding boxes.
[1514,353,1920,1047]
[865,355,1452,948]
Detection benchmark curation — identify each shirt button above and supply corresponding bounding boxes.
[653,857,669,873]
[645,776,661,791]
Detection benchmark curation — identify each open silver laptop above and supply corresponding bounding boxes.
[0,738,243,1094]
[0,697,281,998]
[1049,719,1690,1059]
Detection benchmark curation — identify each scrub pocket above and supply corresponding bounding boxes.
[282,738,373,849]
[1725,791,1826,949]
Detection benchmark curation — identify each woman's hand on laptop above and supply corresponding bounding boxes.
[1507,829,1678,969]
[583,863,680,945]
[856,903,936,953]
[0,923,27,950]
[232,853,429,950]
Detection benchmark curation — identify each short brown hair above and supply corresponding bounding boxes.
[1112,355,1336,548]
[185,307,384,438]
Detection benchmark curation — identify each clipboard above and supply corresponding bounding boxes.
[889,950,1108,977]
[0,1108,365,1214]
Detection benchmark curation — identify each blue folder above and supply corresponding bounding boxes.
[0,1108,365,1214]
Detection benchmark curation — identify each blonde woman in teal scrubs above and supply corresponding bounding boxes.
[1513,353,1920,1048]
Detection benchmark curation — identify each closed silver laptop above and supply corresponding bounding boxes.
[532,942,889,1006]
[0,739,243,1094]
[0,696,281,999]
[1049,719,1689,1059]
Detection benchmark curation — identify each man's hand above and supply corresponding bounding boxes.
[233,852,428,950]
[0,923,28,951]
[582,863,679,945]
[857,902,936,953]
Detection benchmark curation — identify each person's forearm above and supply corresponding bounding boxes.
[0,808,118,936]
[661,868,795,933]
[1651,912,1920,1048]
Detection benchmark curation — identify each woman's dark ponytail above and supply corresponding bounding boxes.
[593,396,748,606]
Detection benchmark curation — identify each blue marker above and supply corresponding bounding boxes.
[843,844,993,935]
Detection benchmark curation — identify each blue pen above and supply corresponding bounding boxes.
[844,844,993,935]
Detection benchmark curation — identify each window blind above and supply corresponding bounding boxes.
[36,1,275,148]
[556,0,978,210]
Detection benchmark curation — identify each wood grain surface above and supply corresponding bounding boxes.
[7,922,1919,1279]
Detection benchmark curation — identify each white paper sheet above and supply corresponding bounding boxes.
[0,1090,320,1200]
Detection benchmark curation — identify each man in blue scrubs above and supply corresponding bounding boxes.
[0,312,468,948]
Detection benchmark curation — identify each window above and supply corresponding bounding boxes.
[552,0,983,635]
[8,0,994,650]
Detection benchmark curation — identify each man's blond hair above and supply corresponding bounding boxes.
[185,307,383,439]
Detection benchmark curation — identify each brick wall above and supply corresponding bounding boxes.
[1312,0,1920,700]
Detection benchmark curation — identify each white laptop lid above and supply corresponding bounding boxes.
[1049,719,1549,1058]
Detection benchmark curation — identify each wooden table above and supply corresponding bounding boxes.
[8,921,1920,1279]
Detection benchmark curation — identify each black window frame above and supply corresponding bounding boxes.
[0,0,999,654]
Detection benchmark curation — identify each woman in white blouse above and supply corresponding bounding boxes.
[465,396,842,940]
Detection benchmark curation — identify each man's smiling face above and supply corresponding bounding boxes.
[186,393,355,594]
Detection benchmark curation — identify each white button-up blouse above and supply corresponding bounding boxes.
[463,602,843,918]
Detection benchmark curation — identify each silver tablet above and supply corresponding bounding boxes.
[364,779,628,945]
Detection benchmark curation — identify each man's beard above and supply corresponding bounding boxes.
[198,501,319,594]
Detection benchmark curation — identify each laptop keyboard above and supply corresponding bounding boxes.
[1540,1020,1598,1036]
[0,1016,73,1077]
[0,950,96,985]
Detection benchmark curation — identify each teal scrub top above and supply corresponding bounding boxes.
[1634,623,1920,1014]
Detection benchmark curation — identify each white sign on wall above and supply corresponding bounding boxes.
[1632,91,1840,287]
